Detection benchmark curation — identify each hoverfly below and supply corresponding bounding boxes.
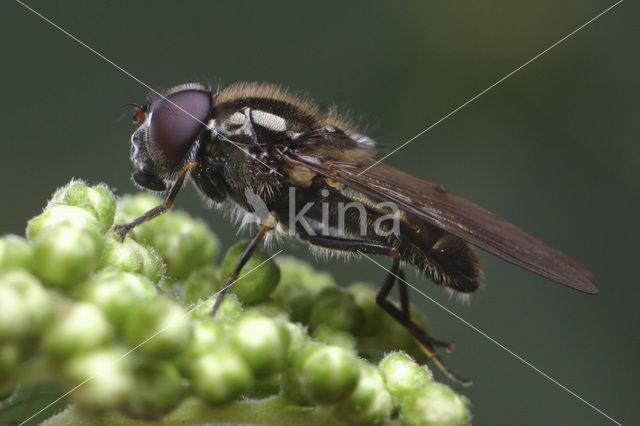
[115,82,598,385]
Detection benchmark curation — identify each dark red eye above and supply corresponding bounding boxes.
[148,89,212,168]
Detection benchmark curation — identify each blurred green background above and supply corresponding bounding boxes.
[1,1,637,425]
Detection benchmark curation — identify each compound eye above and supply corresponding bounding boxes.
[149,89,211,168]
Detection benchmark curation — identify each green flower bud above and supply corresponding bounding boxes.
[51,181,116,232]
[115,193,163,223]
[281,335,318,406]
[348,282,385,337]
[221,242,280,305]
[174,319,226,374]
[272,257,335,323]
[124,361,187,419]
[27,204,102,242]
[33,225,103,289]
[181,267,221,305]
[333,362,393,425]
[100,235,164,283]
[280,367,314,406]
[376,313,430,363]
[297,343,360,404]
[276,256,336,291]
[231,314,290,378]
[122,296,192,359]
[43,302,113,359]
[0,270,51,341]
[244,299,285,319]
[191,293,243,322]
[272,284,315,323]
[400,383,469,426]
[308,287,363,333]
[73,270,157,330]
[283,322,309,366]
[64,347,134,412]
[52,180,94,212]
[142,213,219,280]
[311,324,357,350]
[191,347,253,405]
[0,235,35,272]
[378,352,433,407]
[114,194,173,246]
[87,185,117,231]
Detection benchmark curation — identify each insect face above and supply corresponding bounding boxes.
[129,84,212,191]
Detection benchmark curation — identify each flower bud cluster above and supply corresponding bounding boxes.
[0,180,469,425]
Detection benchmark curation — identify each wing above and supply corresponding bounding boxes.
[283,135,597,294]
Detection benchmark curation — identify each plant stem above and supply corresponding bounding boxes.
[43,396,353,426]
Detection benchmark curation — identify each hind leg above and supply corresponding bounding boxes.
[298,233,470,385]
[376,261,453,351]
[375,253,471,386]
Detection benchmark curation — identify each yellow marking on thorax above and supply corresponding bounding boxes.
[286,164,316,186]
[324,178,341,188]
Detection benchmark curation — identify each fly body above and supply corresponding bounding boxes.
[116,82,598,385]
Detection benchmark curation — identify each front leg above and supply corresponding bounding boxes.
[114,161,197,240]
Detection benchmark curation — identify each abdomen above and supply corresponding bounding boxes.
[270,184,483,294]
